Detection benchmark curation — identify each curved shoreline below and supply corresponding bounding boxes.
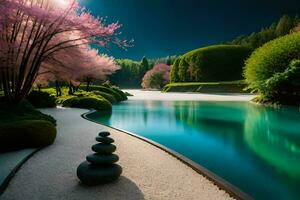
[0,148,40,195]
[82,110,253,200]
[2,107,235,200]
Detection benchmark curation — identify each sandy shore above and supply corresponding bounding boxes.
[124,89,256,102]
[2,108,233,200]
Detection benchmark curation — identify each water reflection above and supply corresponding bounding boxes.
[88,100,300,199]
[244,105,300,179]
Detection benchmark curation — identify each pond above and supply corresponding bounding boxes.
[87,100,300,200]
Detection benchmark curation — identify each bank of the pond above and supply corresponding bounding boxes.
[124,89,256,102]
[1,107,233,200]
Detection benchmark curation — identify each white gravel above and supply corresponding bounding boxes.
[125,89,256,102]
[1,107,234,200]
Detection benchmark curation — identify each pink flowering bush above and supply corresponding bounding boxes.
[142,64,171,89]
[0,0,127,103]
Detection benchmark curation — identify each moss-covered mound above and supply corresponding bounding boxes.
[62,96,112,111]
[244,33,300,103]
[27,90,56,108]
[92,91,117,104]
[0,98,57,152]
[0,120,57,152]
[170,45,252,82]
[81,85,127,101]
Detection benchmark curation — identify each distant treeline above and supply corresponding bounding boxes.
[228,15,300,49]
[109,56,177,88]
[170,15,300,83]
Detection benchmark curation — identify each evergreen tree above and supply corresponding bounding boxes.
[275,15,294,36]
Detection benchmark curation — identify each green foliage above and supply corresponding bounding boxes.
[141,56,150,71]
[0,97,56,125]
[171,45,252,83]
[148,55,178,66]
[229,15,299,49]
[109,56,177,88]
[62,96,112,111]
[0,120,57,152]
[0,97,57,152]
[92,91,117,104]
[110,86,128,101]
[275,15,296,36]
[109,59,147,88]
[81,85,126,102]
[163,80,248,93]
[245,33,300,104]
[26,90,56,108]
[170,58,180,82]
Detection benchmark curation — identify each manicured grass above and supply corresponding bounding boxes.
[163,80,249,93]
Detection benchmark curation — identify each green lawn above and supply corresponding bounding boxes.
[163,80,249,93]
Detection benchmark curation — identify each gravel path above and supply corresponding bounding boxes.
[1,107,234,200]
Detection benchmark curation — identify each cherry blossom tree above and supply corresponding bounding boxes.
[0,0,128,103]
[142,64,171,89]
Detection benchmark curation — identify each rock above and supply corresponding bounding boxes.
[86,153,119,165]
[98,131,110,137]
[96,136,114,144]
[77,161,122,185]
[92,143,116,154]
[77,131,122,186]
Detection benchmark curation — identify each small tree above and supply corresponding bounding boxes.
[142,64,170,89]
[0,0,128,103]
[79,53,119,91]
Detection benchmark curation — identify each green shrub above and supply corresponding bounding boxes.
[80,85,123,101]
[27,90,56,108]
[0,120,57,152]
[171,45,252,82]
[0,97,56,125]
[110,86,128,101]
[0,97,57,152]
[80,85,127,101]
[244,33,300,103]
[62,96,112,111]
[92,91,117,104]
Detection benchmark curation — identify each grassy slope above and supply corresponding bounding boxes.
[163,80,249,93]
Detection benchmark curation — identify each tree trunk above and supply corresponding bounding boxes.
[68,81,74,95]
[86,79,91,92]
[55,80,61,97]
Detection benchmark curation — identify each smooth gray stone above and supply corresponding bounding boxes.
[98,131,110,137]
[92,144,116,154]
[77,161,122,185]
[86,153,119,165]
[96,136,114,144]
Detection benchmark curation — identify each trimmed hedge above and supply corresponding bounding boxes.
[0,120,57,152]
[27,90,56,108]
[92,91,117,104]
[0,98,57,152]
[170,45,252,82]
[80,85,126,102]
[163,81,248,93]
[0,98,56,125]
[62,96,112,111]
[244,33,300,103]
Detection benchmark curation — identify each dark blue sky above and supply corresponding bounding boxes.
[81,0,300,60]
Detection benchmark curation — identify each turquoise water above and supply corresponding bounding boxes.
[87,100,300,200]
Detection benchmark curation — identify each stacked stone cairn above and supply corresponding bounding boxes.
[77,131,122,185]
